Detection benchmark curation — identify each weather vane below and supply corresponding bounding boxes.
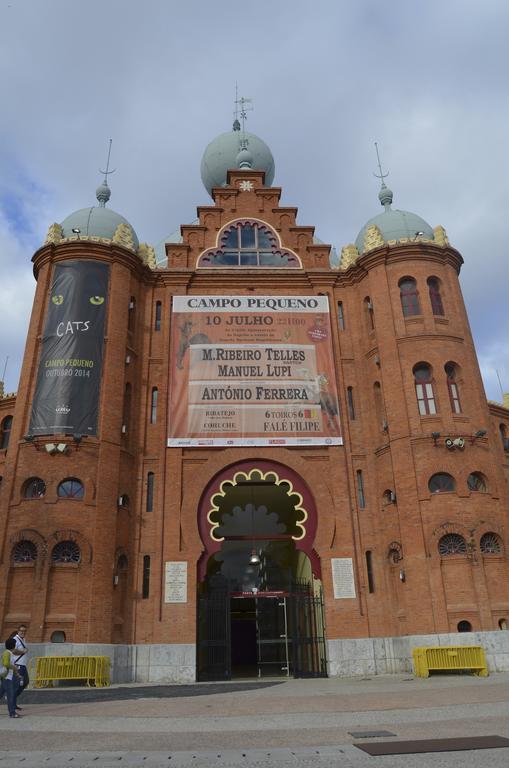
[234,85,253,146]
[373,141,389,184]
[99,139,116,184]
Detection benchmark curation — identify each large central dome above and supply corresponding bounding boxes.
[200,124,275,196]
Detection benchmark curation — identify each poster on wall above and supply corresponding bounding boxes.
[29,261,109,436]
[331,558,356,599]
[168,295,342,447]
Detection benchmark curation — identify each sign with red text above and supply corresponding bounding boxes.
[168,295,342,447]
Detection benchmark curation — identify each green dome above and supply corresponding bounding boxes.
[355,185,434,253]
[60,182,139,249]
[201,127,275,196]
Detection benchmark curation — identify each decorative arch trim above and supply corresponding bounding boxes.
[197,459,319,580]
[196,218,302,269]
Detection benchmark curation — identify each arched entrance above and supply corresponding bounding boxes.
[197,461,327,681]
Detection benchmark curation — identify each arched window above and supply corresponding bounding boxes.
[142,555,150,598]
[52,540,81,564]
[480,532,502,554]
[382,489,396,505]
[467,472,487,492]
[197,220,300,268]
[347,386,355,420]
[427,276,445,316]
[457,620,472,632]
[154,301,162,331]
[12,540,37,563]
[399,277,421,317]
[438,533,466,555]
[500,424,509,453]
[445,363,462,414]
[23,477,46,499]
[429,473,455,493]
[413,363,436,415]
[51,631,66,643]
[356,470,366,509]
[150,387,158,425]
[57,478,84,499]
[364,297,375,330]
[0,416,12,450]
[146,472,154,512]
[117,554,128,571]
[118,494,130,509]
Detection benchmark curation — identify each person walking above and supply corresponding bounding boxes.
[1,637,22,718]
[12,625,29,708]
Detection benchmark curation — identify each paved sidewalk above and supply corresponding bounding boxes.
[1,673,509,767]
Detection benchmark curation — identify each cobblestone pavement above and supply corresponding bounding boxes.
[1,674,509,767]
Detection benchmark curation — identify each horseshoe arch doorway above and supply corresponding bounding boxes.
[196,461,327,681]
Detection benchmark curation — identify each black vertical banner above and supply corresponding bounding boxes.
[29,261,110,436]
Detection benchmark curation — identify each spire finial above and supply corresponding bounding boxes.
[373,142,393,209]
[96,139,115,207]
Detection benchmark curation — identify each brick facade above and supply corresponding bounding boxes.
[1,166,509,677]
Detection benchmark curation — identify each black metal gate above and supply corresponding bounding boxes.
[197,578,327,681]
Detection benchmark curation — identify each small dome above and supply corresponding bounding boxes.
[355,185,434,253]
[61,206,139,250]
[201,127,275,196]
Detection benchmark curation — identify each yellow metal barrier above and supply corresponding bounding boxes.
[33,656,110,688]
[412,646,488,678]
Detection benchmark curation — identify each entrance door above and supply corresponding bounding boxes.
[256,596,290,678]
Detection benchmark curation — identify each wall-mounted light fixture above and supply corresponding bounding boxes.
[471,429,487,444]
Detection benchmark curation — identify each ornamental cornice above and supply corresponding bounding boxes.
[32,240,151,279]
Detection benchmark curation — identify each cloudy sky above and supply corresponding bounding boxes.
[0,0,507,402]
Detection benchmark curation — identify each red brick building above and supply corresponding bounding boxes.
[1,124,509,681]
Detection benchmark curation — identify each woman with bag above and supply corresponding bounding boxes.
[0,637,22,718]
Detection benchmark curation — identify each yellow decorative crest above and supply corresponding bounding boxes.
[138,242,157,269]
[363,224,385,252]
[45,223,63,244]
[207,467,308,542]
[433,225,449,247]
[113,222,135,251]
[339,243,359,270]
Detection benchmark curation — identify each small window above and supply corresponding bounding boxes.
[51,631,66,643]
[117,554,128,571]
[429,473,455,493]
[150,387,158,425]
[438,533,466,555]
[347,387,355,420]
[52,540,81,564]
[480,532,502,554]
[0,416,12,450]
[457,620,472,632]
[12,540,37,563]
[122,383,132,435]
[337,301,345,331]
[414,363,436,415]
[382,489,396,505]
[364,297,375,330]
[498,619,507,630]
[24,477,46,499]
[445,362,462,414]
[373,382,384,431]
[427,276,445,316]
[365,550,374,593]
[57,478,84,499]
[356,470,366,509]
[399,277,421,317]
[500,424,509,453]
[128,296,136,332]
[142,555,150,598]
[154,301,162,331]
[146,472,154,512]
[467,472,487,492]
